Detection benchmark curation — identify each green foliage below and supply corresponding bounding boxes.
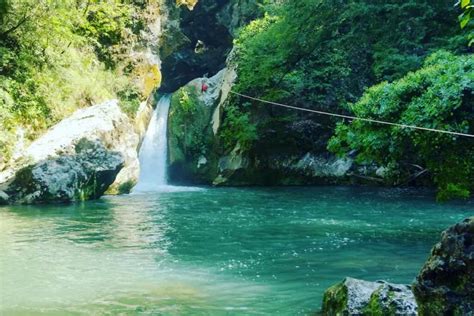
[178,88,197,115]
[169,87,209,158]
[220,103,258,152]
[458,0,474,45]
[0,0,156,167]
[233,0,465,111]
[225,0,472,197]
[117,83,141,116]
[117,180,135,195]
[437,183,471,201]
[78,2,134,68]
[328,51,474,200]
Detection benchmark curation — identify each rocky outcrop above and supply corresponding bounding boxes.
[0,100,139,204]
[159,0,260,92]
[320,218,474,315]
[413,217,474,316]
[321,277,417,316]
[168,68,231,184]
[166,60,361,186]
[161,1,387,187]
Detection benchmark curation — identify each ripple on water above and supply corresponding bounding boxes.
[0,186,472,315]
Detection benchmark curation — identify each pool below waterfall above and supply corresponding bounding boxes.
[0,186,472,315]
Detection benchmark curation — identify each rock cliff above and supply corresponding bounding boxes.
[159,0,261,92]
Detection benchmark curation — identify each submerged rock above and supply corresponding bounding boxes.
[413,217,474,316]
[321,277,417,315]
[0,100,139,204]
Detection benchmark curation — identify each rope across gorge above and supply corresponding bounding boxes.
[229,91,474,139]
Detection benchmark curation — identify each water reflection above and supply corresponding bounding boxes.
[105,195,171,256]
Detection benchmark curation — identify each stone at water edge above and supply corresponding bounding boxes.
[6,140,124,204]
[364,282,417,315]
[0,100,139,204]
[321,277,417,315]
[322,277,378,315]
[413,217,474,316]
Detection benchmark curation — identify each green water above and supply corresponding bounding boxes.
[0,187,472,315]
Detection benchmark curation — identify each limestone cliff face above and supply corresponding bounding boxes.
[168,68,236,184]
[159,0,261,92]
[162,1,379,186]
[166,62,362,186]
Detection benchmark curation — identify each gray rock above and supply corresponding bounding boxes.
[365,282,417,315]
[322,277,380,315]
[168,69,233,184]
[413,217,474,316]
[159,0,260,92]
[0,190,9,205]
[321,277,418,316]
[294,153,353,178]
[7,140,123,204]
[0,100,139,204]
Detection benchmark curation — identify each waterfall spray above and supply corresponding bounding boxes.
[133,95,171,192]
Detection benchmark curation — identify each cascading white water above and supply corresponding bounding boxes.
[133,95,171,192]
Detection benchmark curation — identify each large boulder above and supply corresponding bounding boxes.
[321,277,417,316]
[413,217,474,316]
[0,100,139,204]
[168,68,234,184]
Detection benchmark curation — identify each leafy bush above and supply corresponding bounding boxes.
[220,104,258,152]
[328,51,474,200]
[0,0,158,167]
[178,88,197,115]
[458,0,473,45]
[232,0,465,111]
[78,2,133,68]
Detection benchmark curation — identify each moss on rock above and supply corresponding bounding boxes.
[322,281,349,315]
[321,278,417,316]
[167,80,220,184]
[413,217,474,316]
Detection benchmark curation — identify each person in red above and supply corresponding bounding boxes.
[201,82,208,93]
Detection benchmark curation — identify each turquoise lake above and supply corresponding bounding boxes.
[0,186,472,315]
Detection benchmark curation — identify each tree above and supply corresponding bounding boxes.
[458,0,473,45]
[328,51,474,200]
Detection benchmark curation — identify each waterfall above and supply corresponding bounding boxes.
[133,95,171,192]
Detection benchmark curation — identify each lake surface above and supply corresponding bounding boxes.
[0,186,472,315]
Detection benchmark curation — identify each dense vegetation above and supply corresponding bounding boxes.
[0,0,160,167]
[222,0,473,199]
[1,0,472,200]
[329,52,473,200]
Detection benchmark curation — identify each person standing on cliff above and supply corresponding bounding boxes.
[201,82,208,93]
